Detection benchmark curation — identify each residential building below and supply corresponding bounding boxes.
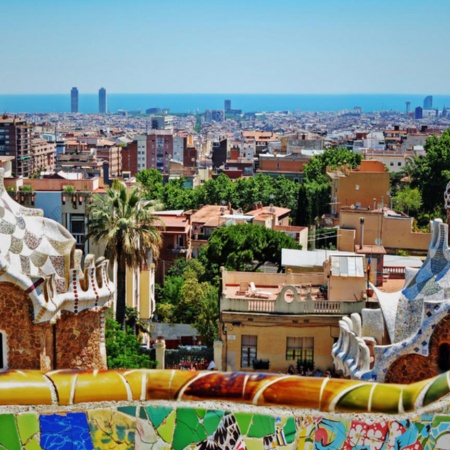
[257,153,309,181]
[78,138,122,178]
[156,211,192,283]
[30,138,56,173]
[146,130,174,174]
[211,139,227,169]
[98,87,107,114]
[327,160,390,216]
[71,87,79,113]
[151,115,174,130]
[122,139,138,177]
[338,207,431,256]
[0,115,33,177]
[219,260,367,373]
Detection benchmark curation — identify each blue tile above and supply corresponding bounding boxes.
[40,412,94,450]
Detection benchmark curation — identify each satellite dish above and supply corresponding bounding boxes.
[375,238,382,245]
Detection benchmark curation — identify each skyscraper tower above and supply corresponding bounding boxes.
[406,101,411,115]
[423,95,433,110]
[224,99,231,113]
[99,87,107,114]
[71,87,79,113]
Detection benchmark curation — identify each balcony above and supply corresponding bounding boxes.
[221,294,366,315]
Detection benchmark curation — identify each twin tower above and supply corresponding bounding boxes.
[70,87,107,114]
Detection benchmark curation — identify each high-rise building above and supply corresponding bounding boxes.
[423,95,433,110]
[0,116,33,177]
[71,87,79,113]
[415,107,423,120]
[224,100,231,113]
[405,101,411,115]
[98,87,107,114]
[146,130,174,173]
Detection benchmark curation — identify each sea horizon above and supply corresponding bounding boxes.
[1,93,449,115]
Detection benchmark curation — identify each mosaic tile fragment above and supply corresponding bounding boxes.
[88,409,135,449]
[0,413,21,450]
[17,413,40,449]
[40,412,93,450]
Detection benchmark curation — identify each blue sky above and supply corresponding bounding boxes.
[3,0,450,94]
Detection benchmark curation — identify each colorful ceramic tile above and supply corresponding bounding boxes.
[424,414,450,450]
[118,406,137,418]
[203,410,224,436]
[386,420,421,449]
[157,410,176,444]
[342,419,388,450]
[88,409,135,450]
[145,406,173,428]
[243,437,264,450]
[314,418,348,449]
[173,408,206,450]
[0,414,21,450]
[135,417,161,449]
[282,417,296,444]
[17,413,40,449]
[247,414,275,439]
[40,412,93,450]
[234,412,253,436]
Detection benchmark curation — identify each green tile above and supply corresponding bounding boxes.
[139,406,148,420]
[24,441,42,450]
[234,412,253,435]
[247,414,275,438]
[172,408,202,450]
[195,408,206,419]
[203,410,224,436]
[118,406,137,418]
[0,414,21,450]
[283,417,297,444]
[17,414,39,444]
[146,406,173,428]
[157,410,176,443]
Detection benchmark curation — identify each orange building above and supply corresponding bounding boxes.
[327,160,390,216]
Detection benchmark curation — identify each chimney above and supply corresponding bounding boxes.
[359,217,365,250]
[373,198,377,210]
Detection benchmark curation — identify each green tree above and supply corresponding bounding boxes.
[88,185,163,326]
[205,224,301,272]
[407,129,450,215]
[136,168,164,200]
[393,187,423,215]
[105,319,157,369]
[193,283,219,347]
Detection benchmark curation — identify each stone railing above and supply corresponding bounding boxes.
[221,296,366,315]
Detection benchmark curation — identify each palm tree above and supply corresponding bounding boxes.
[87,183,163,326]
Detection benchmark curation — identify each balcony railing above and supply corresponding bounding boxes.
[221,296,366,315]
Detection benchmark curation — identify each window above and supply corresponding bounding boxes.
[286,337,314,366]
[241,335,257,368]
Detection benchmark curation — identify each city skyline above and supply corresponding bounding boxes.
[3,0,450,95]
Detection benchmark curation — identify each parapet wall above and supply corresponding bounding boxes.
[2,369,450,448]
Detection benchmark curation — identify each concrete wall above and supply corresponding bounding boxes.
[222,316,338,373]
[339,210,430,252]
